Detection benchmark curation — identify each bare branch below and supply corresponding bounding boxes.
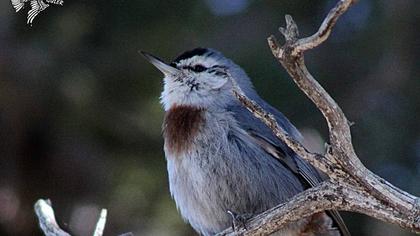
[293,0,356,54]
[93,209,108,236]
[217,181,417,236]
[34,199,110,236]
[220,0,420,235]
[34,199,71,236]
[32,1,420,235]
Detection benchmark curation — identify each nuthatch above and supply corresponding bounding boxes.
[142,48,350,236]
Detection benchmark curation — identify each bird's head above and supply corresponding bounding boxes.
[142,48,254,111]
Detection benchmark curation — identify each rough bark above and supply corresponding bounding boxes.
[34,0,420,235]
[217,0,419,235]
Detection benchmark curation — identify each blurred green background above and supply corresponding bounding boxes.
[0,0,418,235]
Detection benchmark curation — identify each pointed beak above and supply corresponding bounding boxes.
[140,51,180,76]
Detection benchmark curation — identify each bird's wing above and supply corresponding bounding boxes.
[228,101,322,184]
[229,102,351,236]
[250,132,350,236]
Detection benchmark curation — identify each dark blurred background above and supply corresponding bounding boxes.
[0,0,418,235]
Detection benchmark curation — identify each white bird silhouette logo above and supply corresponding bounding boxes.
[11,0,63,25]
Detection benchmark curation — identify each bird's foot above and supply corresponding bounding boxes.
[227,210,253,231]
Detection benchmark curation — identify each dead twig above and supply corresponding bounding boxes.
[218,0,420,235]
[34,199,109,236]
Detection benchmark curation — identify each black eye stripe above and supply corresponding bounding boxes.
[178,64,228,73]
[192,64,207,72]
[181,64,208,72]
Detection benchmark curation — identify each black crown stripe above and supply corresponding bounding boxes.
[172,48,210,64]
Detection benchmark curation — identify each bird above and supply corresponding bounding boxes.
[142,48,350,236]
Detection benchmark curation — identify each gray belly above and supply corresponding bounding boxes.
[165,126,304,235]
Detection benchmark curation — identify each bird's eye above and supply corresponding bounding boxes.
[191,64,207,72]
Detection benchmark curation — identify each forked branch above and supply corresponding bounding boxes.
[34,199,109,236]
[218,0,420,235]
[34,1,419,235]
